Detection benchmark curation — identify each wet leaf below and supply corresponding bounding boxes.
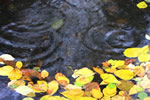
[21,69,41,79]
[15,86,35,96]
[47,80,59,95]
[138,53,150,62]
[16,61,23,69]
[144,97,150,100]
[102,61,110,67]
[61,89,84,100]
[100,74,120,83]
[8,68,22,80]
[117,80,134,91]
[137,1,148,9]
[41,70,49,78]
[125,59,136,65]
[114,70,134,80]
[0,54,15,64]
[72,67,95,78]
[51,19,64,30]
[23,97,34,100]
[76,96,97,100]
[0,66,14,76]
[138,92,148,100]
[111,95,125,100]
[129,85,140,95]
[133,66,146,77]
[65,84,82,90]
[93,67,104,75]
[84,82,99,91]
[124,48,142,57]
[55,73,70,86]
[103,84,117,97]
[90,88,103,99]
[8,80,25,89]
[75,76,94,86]
[40,95,69,100]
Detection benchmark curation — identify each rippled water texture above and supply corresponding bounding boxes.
[0,0,150,99]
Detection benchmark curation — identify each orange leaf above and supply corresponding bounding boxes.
[93,67,104,75]
[21,69,41,79]
[55,73,70,86]
[8,68,22,80]
[102,61,110,67]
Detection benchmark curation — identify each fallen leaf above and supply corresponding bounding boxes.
[23,97,34,100]
[125,59,136,65]
[41,70,49,78]
[90,88,103,99]
[15,86,35,96]
[123,48,142,57]
[101,74,120,83]
[138,92,148,100]
[103,84,117,97]
[16,61,23,69]
[137,1,148,9]
[8,68,22,80]
[0,54,15,64]
[0,66,14,76]
[114,70,134,80]
[75,76,94,86]
[93,67,104,75]
[84,82,99,91]
[40,95,69,100]
[117,80,134,91]
[55,73,70,86]
[111,95,126,100]
[21,69,41,79]
[47,80,59,95]
[51,19,64,30]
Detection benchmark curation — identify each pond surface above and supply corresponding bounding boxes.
[0,0,150,99]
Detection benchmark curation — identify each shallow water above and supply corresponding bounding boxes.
[0,0,150,99]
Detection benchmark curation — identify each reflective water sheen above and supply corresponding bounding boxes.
[0,0,150,99]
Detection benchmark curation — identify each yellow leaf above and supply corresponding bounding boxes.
[15,86,35,96]
[65,84,82,90]
[137,1,148,9]
[37,81,48,92]
[72,67,95,78]
[8,68,22,80]
[103,84,117,97]
[41,70,49,78]
[61,89,84,100]
[114,70,134,80]
[47,80,59,95]
[100,74,120,83]
[90,88,103,99]
[16,61,23,69]
[129,85,139,95]
[123,48,142,57]
[111,95,125,100]
[144,97,150,100]
[8,80,25,88]
[40,95,69,100]
[0,66,14,76]
[55,73,70,86]
[75,76,94,85]
[138,53,150,62]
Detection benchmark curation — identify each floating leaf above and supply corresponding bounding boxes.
[0,66,14,76]
[133,66,146,77]
[72,67,95,78]
[123,48,142,57]
[125,59,136,65]
[93,67,104,75]
[144,97,150,100]
[117,80,134,91]
[129,85,140,95]
[0,54,15,64]
[138,92,148,100]
[75,76,94,86]
[41,70,49,78]
[8,68,22,80]
[55,73,70,86]
[138,53,150,62]
[114,70,134,80]
[84,82,99,91]
[40,95,69,100]
[90,88,103,99]
[15,86,35,96]
[16,61,23,69]
[21,69,41,79]
[76,96,97,100]
[102,61,110,67]
[23,97,34,100]
[47,80,59,95]
[61,89,84,100]
[103,84,117,97]
[137,1,148,9]
[100,74,120,83]
[111,95,126,100]
[8,80,25,89]
[51,19,64,30]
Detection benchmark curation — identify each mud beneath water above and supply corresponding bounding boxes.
[0,0,149,99]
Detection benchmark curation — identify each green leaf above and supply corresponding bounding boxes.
[138,92,148,100]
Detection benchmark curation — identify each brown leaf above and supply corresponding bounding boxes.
[117,80,134,92]
[21,69,41,79]
[124,59,136,65]
[84,82,99,91]
[102,61,110,67]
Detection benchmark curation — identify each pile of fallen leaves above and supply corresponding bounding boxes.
[1,36,150,100]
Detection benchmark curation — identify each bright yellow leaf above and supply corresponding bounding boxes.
[90,88,103,99]
[129,85,139,95]
[144,97,150,100]
[100,74,120,83]
[72,67,95,78]
[114,70,134,80]
[41,70,49,78]
[111,95,125,100]
[123,48,142,57]
[61,89,84,100]
[138,53,150,62]
[15,86,35,96]
[93,67,104,75]
[103,84,117,97]
[40,95,69,100]
[37,81,48,92]
[75,76,94,85]
[0,66,14,76]
[47,80,59,95]
[137,1,148,9]
[23,97,34,100]
[8,68,22,80]
[16,61,23,69]
[76,96,97,100]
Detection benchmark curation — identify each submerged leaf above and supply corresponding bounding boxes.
[51,19,64,30]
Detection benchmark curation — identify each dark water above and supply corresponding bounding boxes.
[0,0,150,99]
